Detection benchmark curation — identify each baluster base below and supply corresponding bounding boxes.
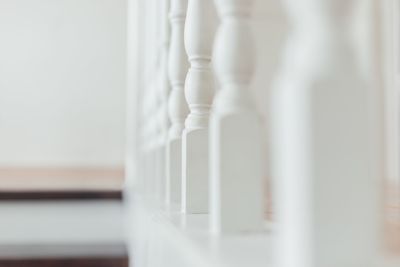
[166,138,183,206]
[209,111,265,234]
[182,128,209,214]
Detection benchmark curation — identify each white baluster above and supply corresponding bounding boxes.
[166,0,189,205]
[154,0,171,202]
[153,70,164,200]
[181,0,217,214]
[140,80,152,195]
[272,1,382,266]
[148,79,159,197]
[210,0,265,233]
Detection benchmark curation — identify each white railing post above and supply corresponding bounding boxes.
[166,0,189,206]
[210,0,265,233]
[272,0,382,266]
[147,80,159,197]
[181,0,217,214]
[154,0,171,201]
[141,79,156,196]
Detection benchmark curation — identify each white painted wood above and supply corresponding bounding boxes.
[129,196,400,267]
[127,0,400,266]
[166,0,189,205]
[181,0,217,214]
[126,0,142,189]
[209,0,265,233]
[143,77,160,197]
[272,1,382,267]
[129,197,273,267]
[154,0,171,201]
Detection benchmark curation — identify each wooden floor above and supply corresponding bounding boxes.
[0,168,124,200]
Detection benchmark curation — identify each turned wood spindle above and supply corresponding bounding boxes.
[209,0,265,233]
[166,0,189,205]
[181,0,217,214]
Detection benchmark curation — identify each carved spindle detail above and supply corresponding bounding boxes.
[181,0,217,214]
[166,0,189,205]
[168,0,189,139]
[184,0,216,130]
[209,0,264,233]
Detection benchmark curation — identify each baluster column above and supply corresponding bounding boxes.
[166,0,189,205]
[272,1,382,266]
[181,0,217,213]
[154,0,171,201]
[148,79,159,197]
[210,0,265,233]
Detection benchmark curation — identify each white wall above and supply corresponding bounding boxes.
[0,201,124,248]
[0,0,127,168]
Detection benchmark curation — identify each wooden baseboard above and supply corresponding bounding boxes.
[0,256,129,267]
[0,190,123,201]
[0,168,124,201]
[0,244,129,267]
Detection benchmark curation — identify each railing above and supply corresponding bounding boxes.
[127,0,400,266]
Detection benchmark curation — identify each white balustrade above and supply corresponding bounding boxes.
[144,78,159,196]
[126,0,400,266]
[209,0,265,233]
[154,0,171,201]
[159,0,171,148]
[181,0,217,214]
[139,80,150,193]
[272,0,382,266]
[166,0,189,205]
